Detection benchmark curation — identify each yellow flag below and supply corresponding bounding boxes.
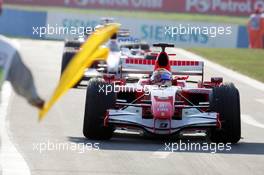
[39,23,121,120]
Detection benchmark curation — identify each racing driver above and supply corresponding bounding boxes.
[151,68,173,86]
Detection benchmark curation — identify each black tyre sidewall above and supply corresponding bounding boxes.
[210,83,241,143]
[61,48,82,88]
[83,78,116,140]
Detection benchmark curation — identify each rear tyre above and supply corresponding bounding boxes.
[209,83,241,143]
[83,78,116,140]
[61,48,81,88]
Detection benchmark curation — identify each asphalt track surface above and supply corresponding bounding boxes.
[2,39,264,175]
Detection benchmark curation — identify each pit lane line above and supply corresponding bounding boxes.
[0,83,31,175]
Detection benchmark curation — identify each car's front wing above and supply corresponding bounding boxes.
[107,109,218,135]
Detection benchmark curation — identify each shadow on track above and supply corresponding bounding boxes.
[68,133,264,155]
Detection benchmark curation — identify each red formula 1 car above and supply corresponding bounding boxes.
[82,43,241,143]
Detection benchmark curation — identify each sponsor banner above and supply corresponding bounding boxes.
[4,0,264,16]
[0,8,47,38]
[184,0,264,16]
[0,8,248,48]
[5,0,182,12]
[46,12,239,48]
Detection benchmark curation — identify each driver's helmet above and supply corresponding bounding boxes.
[151,68,172,86]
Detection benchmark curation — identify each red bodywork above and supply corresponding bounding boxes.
[102,45,223,132]
[152,96,174,119]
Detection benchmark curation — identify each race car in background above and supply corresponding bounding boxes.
[82,43,241,143]
[61,18,152,87]
[60,40,152,87]
[63,17,150,49]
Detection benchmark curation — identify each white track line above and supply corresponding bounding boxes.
[176,48,264,92]
[0,82,31,175]
[255,99,264,105]
[242,114,264,129]
[152,150,171,159]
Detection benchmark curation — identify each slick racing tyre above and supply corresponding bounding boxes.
[60,48,81,88]
[61,48,77,74]
[64,40,83,48]
[83,78,116,140]
[209,83,241,143]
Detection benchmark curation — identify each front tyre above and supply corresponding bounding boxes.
[83,78,116,140]
[210,83,241,143]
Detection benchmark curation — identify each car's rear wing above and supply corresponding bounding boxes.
[121,58,204,78]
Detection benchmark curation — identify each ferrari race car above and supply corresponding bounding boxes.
[81,43,241,143]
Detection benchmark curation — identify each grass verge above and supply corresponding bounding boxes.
[188,48,264,82]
